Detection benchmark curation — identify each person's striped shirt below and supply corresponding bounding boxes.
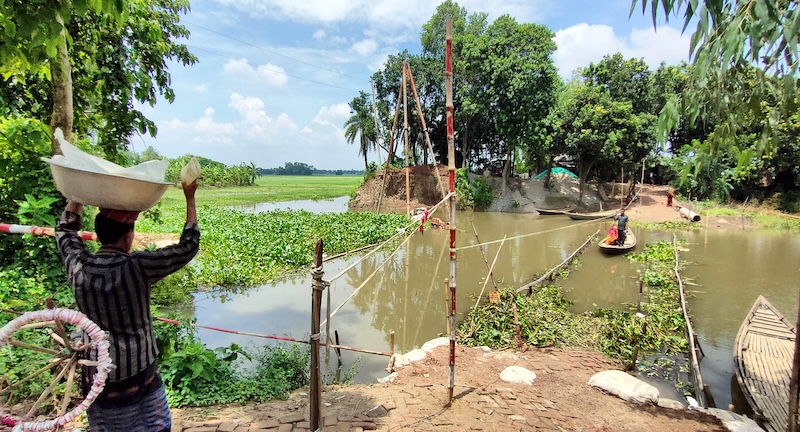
[56,211,200,382]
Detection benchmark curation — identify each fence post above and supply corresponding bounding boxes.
[310,239,327,431]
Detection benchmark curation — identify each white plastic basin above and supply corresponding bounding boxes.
[44,159,172,211]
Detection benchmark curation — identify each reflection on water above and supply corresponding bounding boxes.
[192,206,800,411]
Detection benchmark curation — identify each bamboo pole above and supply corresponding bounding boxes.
[445,18,457,406]
[403,61,411,219]
[470,217,498,291]
[0,223,96,241]
[516,229,600,293]
[377,89,404,213]
[326,282,331,368]
[474,236,506,309]
[406,64,449,205]
[512,303,522,350]
[310,239,325,431]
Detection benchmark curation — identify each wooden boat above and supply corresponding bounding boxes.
[734,295,795,432]
[567,210,617,220]
[535,207,575,216]
[598,229,636,254]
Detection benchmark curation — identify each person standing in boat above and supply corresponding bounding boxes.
[615,208,629,246]
[55,179,200,432]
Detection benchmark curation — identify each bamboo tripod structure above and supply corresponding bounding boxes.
[376,61,449,216]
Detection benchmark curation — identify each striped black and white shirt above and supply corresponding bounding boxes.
[56,211,200,382]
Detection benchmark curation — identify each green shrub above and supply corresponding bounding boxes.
[455,168,493,210]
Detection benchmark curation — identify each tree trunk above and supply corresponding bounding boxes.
[50,12,73,155]
[363,151,369,172]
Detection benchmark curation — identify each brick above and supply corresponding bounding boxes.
[218,422,239,432]
[324,415,338,426]
[184,428,218,432]
[351,421,377,430]
[509,415,528,423]
[295,421,309,429]
[279,413,306,424]
[383,401,397,411]
[250,420,280,429]
[276,425,292,432]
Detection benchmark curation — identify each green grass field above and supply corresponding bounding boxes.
[159,175,363,208]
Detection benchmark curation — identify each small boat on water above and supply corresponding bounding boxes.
[734,295,795,432]
[598,229,636,254]
[568,210,617,220]
[535,207,575,216]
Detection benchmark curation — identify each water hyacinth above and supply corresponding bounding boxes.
[141,206,409,287]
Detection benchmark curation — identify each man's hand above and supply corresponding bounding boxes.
[65,201,84,215]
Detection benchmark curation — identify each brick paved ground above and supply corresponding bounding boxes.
[168,345,727,432]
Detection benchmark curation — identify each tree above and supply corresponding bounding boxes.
[344,91,378,171]
[557,83,641,203]
[634,0,798,157]
[582,53,655,115]
[0,0,196,158]
[460,15,559,183]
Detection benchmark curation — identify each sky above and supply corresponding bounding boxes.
[135,0,692,171]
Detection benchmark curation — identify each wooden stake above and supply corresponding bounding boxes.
[310,239,325,431]
[512,302,522,350]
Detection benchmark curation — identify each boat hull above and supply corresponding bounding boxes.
[598,229,636,254]
[734,295,795,432]
[568,210,616,220]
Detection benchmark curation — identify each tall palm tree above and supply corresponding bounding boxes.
[345,91,378,171]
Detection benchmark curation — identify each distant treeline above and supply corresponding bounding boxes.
[258,162,363,176]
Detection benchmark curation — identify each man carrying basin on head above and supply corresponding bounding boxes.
[55,179,200,432]
[614,208,629,246]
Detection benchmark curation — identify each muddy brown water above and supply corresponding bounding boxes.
[191,204,800,412]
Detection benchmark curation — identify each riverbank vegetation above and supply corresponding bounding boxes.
[459,240,690,393]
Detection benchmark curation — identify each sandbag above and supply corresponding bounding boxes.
[588,370,659,405]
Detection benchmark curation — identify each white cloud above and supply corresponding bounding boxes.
[554,23,691,77]
[143,96,360,169]
[217,0,549,43]
[313,29,327,39]
[312,103,351,131]
[222,59,289,87]
[192,83,210,93]
[351,39,378,56]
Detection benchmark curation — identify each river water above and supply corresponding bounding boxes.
[192,200,800,412]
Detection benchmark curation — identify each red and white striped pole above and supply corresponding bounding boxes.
[445,18,457,405]
[0,223,97,242]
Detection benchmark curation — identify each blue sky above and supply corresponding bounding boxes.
[135,0,691,171]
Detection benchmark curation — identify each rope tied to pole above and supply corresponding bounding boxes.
[310,265,329,292]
